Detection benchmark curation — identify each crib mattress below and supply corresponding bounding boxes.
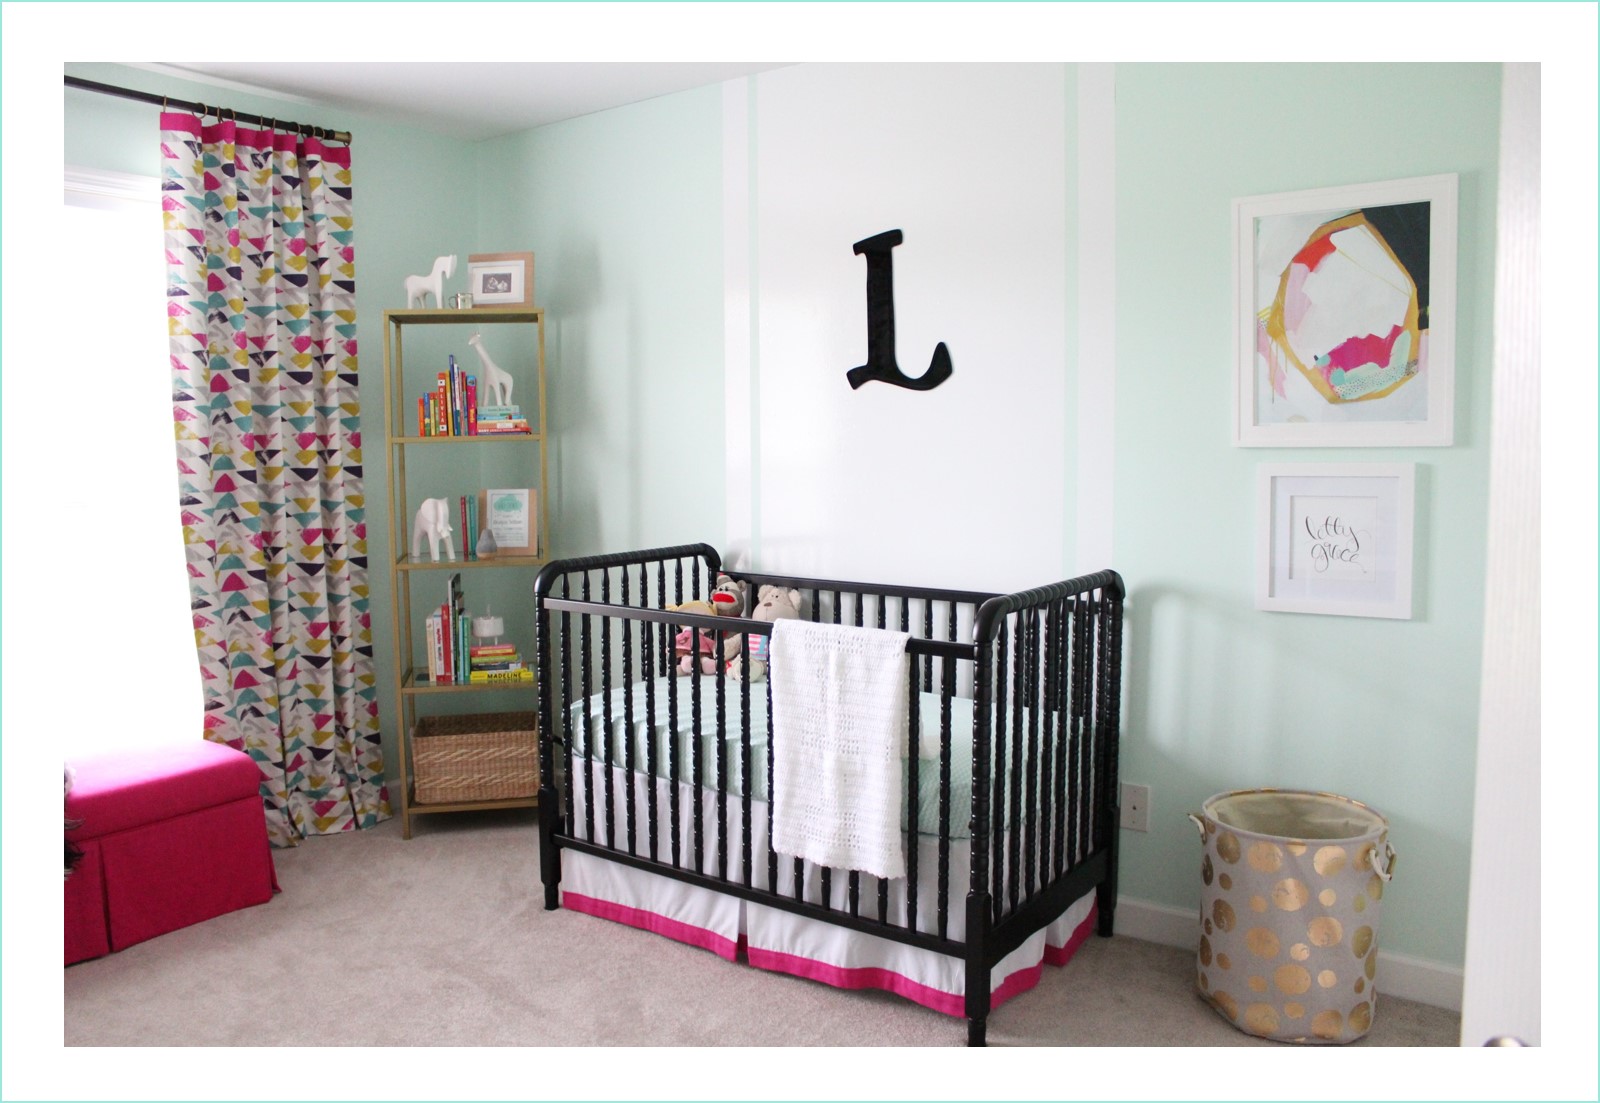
[567,675,980,838]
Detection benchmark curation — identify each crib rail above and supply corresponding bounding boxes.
[533,545,1124,1047]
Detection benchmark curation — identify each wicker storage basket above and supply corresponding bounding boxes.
[412,712,538,804]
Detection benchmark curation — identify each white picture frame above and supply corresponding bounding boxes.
[1233,174,1457,447]
[1257,463,1416,619]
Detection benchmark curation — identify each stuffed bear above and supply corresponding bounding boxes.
[669,573,749,674]
[730,584,803,682]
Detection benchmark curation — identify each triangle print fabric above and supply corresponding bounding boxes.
[162,112,389,846]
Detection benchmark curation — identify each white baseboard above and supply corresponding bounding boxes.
[1114,894,1464,1013]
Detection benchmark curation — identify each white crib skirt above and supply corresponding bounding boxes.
[562,759,1099,1017]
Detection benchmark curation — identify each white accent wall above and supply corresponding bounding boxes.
[724,64,1072,594]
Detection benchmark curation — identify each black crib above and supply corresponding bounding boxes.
[534,543,1124,1046]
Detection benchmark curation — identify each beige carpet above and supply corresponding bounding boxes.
[61,808,1462,1090]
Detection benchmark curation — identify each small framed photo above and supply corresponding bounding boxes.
[467,252,534,309]
[1257,463,1415,619]
[1234,174,1457,447]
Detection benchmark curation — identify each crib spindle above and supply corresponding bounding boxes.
[580,579,596,847]
[560,578,575,840]
[691,657,704,875]
[1048,598,1067,879]
[1008,614,1025,916]
[621,572,637,856]
[990,628,1008,923]
[600,574,617,850]
[740,629,753,889]
[905,656,920,934]
[937,657,955,940]
[716,658,729,883]
[668,623,682,870]
[1023,609,1041,903]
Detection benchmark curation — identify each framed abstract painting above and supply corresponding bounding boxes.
[1234,175,1457,447]
[1256,462,1416,619]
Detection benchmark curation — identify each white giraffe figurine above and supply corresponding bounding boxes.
[404,254,456,308]
[467,331,514,407]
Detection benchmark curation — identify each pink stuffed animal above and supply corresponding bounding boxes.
[670,574,748,674]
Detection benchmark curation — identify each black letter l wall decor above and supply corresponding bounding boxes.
[846,229,953,391]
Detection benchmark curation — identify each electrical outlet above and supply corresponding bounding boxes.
[1120,783,1150,832]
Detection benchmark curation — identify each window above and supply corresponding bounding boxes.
[58,167,201,756]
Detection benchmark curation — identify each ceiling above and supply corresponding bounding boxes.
[135,62,790,142]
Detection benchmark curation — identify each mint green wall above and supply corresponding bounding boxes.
[64,63,1501,971]
[1112,64,1500,965]
[63,63,483,772]
[473,87,726,558]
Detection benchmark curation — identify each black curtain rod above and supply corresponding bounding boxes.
[64,75,351,144]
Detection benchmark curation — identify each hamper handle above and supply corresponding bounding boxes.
[1368,840,1398,882]
[1187,813,1205,839]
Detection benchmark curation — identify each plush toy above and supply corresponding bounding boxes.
[730,584,803,682]
[669,573,749,673]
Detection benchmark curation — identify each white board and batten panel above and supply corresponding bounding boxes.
[726,64,1070,596]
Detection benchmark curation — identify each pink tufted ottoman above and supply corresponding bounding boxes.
[64,740,279,965]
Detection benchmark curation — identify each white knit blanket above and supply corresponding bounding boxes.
[769,618,912,880]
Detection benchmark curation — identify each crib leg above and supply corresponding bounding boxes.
[1096,875,1118,937]
[539,794,562,911]
[967,1017,988,1047]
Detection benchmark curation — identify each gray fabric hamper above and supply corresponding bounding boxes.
[1189,788,1396,1044]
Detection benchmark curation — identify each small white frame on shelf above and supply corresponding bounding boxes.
[1233,174,1457,447]
[1256,463,1416,620]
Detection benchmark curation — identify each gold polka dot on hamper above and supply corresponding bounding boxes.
[1217,832,1241,864]
[1212,899,1237,931]
[1245,926,1279,959]
[1244,1003,1280,1036]
[1274,964,1312,995]
[1349,1000,1373,1034]
[1199,935,1212,966]
[1248,841,1282,872]
[1272,878,1310,911]
[1312,1010,1344,1040]
[1211,991,1239,1020]
[1308,916,1343,947]
[1314,845,1348,876]
[1352,925,1374,957]
[1318,969,1338,988]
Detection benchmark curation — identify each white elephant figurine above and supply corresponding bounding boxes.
[467,332,513,407]
[411,497,456,561]
[404,254,456,309]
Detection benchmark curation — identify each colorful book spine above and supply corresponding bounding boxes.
[470,644,517,658]
[466,377,478,436]
[417,396,427,436]
[438,601,452,683]
[448,355,460,436]
[436,373,450,436]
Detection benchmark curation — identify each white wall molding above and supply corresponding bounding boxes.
[1073,63,1115,575]
[1116,894,1464,1012]
[721,79,755,568]
[1459,59,1545,1049]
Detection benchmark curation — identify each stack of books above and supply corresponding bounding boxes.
[422,575,533,684]
[476,404,531,435]
[467,642,533,684]
[417,355,481,436]
[425,573,469,684]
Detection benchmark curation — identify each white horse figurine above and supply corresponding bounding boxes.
[404,255,456,309]
[467,332,514,407]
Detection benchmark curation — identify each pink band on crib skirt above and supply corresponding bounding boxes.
[747,900,1099,1019]
[563,891,741,961]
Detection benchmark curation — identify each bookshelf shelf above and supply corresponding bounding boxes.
[382,307,548,838]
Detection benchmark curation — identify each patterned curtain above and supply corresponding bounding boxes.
[161,111,389,846]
